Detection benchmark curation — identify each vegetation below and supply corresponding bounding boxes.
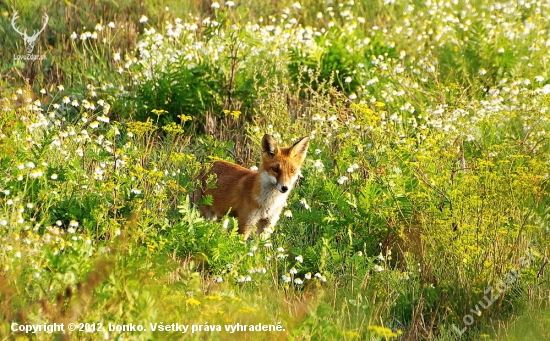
[1,0,549,340]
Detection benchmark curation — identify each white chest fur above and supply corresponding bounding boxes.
[255,171,289,221]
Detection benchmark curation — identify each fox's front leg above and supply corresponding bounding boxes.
[239,215,260,240]
[256,218,274,235]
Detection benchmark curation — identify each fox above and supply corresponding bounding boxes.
[196,134,310,239]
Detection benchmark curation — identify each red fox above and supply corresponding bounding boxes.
[197,134,310,239]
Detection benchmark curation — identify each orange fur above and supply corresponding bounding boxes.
[197,134,310,239]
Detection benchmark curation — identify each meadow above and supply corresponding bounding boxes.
[0,0,549,340]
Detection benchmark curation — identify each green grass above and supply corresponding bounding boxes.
[1,0,550,340]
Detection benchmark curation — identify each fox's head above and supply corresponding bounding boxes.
[260,134,310,193]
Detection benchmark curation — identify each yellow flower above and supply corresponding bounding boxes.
[151,109,167,116]
[178,114,193,123]
[185,297,201,306]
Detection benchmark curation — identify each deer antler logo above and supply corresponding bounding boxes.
[11,11,49,55]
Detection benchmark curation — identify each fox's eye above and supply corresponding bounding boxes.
[272,167,279,173]
[290,168,296,173]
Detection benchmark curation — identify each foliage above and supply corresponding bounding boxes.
[1,0,550,340]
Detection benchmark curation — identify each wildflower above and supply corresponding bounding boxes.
[295,255,303,263]
[62,96,70,104]
[337,176,349,184]
[250,165,258,171]
[245,276,252,282]
[70,32,77,40]
[15,252,22,258]
[299,198,310,210]
[139,15,148,23]
[374,265,384,272]
[185,298,201,306]
[478,69,487,76]
[40,88,46,94]
[225,1,235,7]
[277,247,285,252]
[290,267,298,274]
[97,115,110,123]
[29,170,44,178]
[71,99,79,107]
[292,2,302,9]
[108,22,115,29]
[69,220,79,227]
[282,274,291,282]
[89,121,99,129]
[113,52,121,61]
[130,188,142,195]
[211,2,220,9]
[294,278,303,285]
[284,209,293,218]
[304,272,312,280]
[215,276,223,283]
[345,77,352,83]
[313,159,325,172]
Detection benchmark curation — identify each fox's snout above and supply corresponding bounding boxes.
[269,175,291,193]
[278,184,289,193]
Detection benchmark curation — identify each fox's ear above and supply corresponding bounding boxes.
[290,136,310,164]
[262,134,279,158]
